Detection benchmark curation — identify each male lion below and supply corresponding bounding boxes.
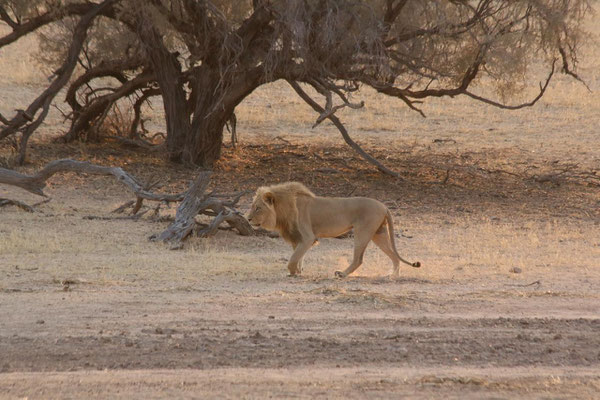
[247,182,420,278]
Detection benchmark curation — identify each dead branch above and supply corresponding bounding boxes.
[197,211,228,237]
[112,200,136,214]
[0,159,183,202]
[113,136,166,152]
[273,136,292,145]
[288,80,401,179]
[149,171,212,244]
[149,170,253,246]
[196,210,253,238]
[505,280,542,287]
[0,198,36,212]
[1,159,253,246]
[222,211,254,236]
[83,209,150,221]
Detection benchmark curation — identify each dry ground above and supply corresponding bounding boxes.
[1,18,600,400]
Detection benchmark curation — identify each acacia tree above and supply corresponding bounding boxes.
[0,0,592,168]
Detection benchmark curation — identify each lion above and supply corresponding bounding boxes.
[247,182,420,278]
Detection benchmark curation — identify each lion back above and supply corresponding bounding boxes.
[268,182,315,244]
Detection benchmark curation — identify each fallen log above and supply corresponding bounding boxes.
[0,159,253,247]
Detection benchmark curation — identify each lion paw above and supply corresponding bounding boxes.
[334,271,345,278]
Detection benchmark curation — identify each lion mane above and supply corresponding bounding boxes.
[255,182,314,244]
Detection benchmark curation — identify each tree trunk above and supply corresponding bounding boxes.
[184,66,264,166]
[137,23,190,163]
[186,110,228,167]
[137,24,260,167]
[159,88,229,167]
[182,67,231,167]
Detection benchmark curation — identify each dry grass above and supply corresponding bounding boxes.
[0,26,47,85]
[1,188,597,292]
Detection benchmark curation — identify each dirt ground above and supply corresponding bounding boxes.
[1,19,600,400]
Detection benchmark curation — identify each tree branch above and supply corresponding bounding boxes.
[463,60,556,109]
[63,70,155,142]
[308,79,365,128]
[0,2,119,49]
[558,46,591,92]
[0,159,183,201]
[288,80,401,179]
[0,0,119,163]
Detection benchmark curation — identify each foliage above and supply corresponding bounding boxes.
[0,0,593,166]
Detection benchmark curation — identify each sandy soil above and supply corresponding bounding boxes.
[1,153,599,398]
[1,16,600,400]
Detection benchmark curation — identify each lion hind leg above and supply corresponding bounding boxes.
[371,229,401,277]
[335,228,375,278]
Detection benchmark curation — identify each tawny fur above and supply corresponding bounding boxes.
[247,181,420,277]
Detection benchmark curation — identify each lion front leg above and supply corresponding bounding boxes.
[287,240,314,276]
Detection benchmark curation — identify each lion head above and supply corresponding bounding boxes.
[247,187,277,230]
[248,182,315,244]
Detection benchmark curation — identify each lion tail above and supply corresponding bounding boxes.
[385,209,421,268]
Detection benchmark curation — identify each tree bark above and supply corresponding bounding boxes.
[137,24,191,163]
[149,171,212,244]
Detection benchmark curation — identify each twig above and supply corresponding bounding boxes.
[274,136,291,144]
[112,200,136,214]
[83,209,150,220]
[505,280,541,287]
[0,198,36,212]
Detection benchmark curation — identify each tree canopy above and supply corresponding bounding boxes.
[0,0,592,168]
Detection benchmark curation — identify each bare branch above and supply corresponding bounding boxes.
[149,171,213,244]
[0,6,18,29]
[64,71,155,142]
[0,159,183,201]
[0,2,119,49]
[288,80,401,179]
[65,58,144,114]
[309,79,365,128]
[558,46,591,92]
[463,60,556,110]
[0,198,36,212]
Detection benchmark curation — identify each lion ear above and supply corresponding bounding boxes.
[263,192,275,205]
